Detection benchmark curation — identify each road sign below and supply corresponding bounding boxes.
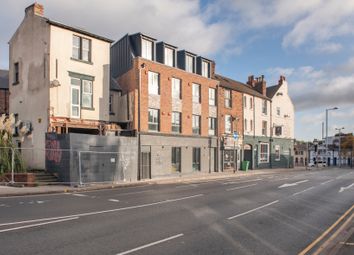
[233,132,239,140]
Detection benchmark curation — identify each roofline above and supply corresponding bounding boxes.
[197,56,213,63]
[130,32,157,41]
[156,41,178,49]
[47,20,114,43]
[178,49,197,57]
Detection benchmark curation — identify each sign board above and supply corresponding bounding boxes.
[283,150,290,155]
[233,132,239,140]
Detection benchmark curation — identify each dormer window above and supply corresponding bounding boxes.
[186,55,194,73]
[202,61,209,78]
[142,38,153,60]
[164,47,174,67]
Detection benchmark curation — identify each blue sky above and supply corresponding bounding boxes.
[1,0,353,141]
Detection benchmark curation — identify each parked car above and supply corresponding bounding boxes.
[308,161,327,167]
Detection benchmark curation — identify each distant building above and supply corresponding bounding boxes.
[9,3,114,169]
[294,141,308,167]
[0,69,9,115]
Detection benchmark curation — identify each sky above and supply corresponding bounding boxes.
[0,0,353,141]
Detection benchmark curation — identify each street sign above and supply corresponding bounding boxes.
[233,131,239,140]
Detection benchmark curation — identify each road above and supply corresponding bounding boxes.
[0,168,353,255]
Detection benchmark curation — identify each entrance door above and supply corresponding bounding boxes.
[223,150,235,171]
[71,83,80,118]
[171,147,181,173]
[140,152,151,179]
[244,144,253,169]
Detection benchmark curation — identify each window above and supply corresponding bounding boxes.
[225,115,232,134]
[262,100,267,115]
[13,62,19,84]
[71,78,81,118]
[275,126,282,136]
[276,107,281,116]
[148,108,159,131]
[250,119,253,131]
[244,118,247,131]
[82,80,93,108]
[262,121,267,136]
[275,145,280,161]
[260,143,269,163]
[202,61,209,78]
[172,78,181,99]
[164,47,174,67]
[208,117,216,136]
[224,89,231,108]
[72,35,91,62]
[192,115,201,135]
[250,97,253,109]
[141,39,153,60]
[109,94,113,114]
[172,112,181,133]
[186,55,194,73]
[148,71,159,95]
[209,88,216,106]
[192,147,201,171]
[171,147,181,172]
[192,83,201,103]
[244,96,247,108]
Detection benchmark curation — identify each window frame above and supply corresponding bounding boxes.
[192,147,201,171]
[224,89,232,108]
[225,114,232,134]
[208,117,216,136]
[262,100,268,115]
[192,83,201,103]
[148,108,160,132]
[192,114,201,135]
[244,96,247,108]
[148,71,160,95]
[171,147,181,172]
[262,120,267,136]
[260,143,269,163]
[141,38,153,60]
[202,60,209,78]
[244,118,247,131]
[81,80,93,109]
[209,88,216,106]
[186,55,194,73]
[164,47,174,67]
[72,35,92,62]
[171,77,181,99]
[276,107,281,116]
[275,145,281,161]
[13,62,19,85]
[171,111,181,133]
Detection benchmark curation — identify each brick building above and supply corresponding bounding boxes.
[111,33,219,178]
[0,69,9,115]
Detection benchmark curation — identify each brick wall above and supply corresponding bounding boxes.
[0,89,9,115]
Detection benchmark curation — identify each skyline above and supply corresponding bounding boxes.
[1,0,353,141]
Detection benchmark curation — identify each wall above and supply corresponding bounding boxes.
[254,97,271,137]
[0,89,9,114]
[49,25,111,122]
[9,11,50,169]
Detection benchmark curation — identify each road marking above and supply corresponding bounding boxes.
[116,233,184,255]
[336,172,353,179]
[115,190,153,196]
[339,183,354,193]
[321,179,334,185]
[274,177,289,181]
[278,180,308,188]
[71,193,88,197]
[292,186,315,196]
[299,204,354,255]
[228,200,279,220]
[0,217,78,233]
[339,242,354,246]
[0,194,204,227]
[108,199,120,202]
[226,183,257,191]
[223,178,262,185]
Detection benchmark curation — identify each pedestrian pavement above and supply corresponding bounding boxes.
[0,167,325,197]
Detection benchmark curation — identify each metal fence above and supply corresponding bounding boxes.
[0,147,137,186]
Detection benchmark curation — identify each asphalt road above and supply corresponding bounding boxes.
[0,168,353,255]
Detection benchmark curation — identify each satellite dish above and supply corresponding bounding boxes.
[50,80,61,87]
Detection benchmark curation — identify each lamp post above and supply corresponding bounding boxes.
[325,107,338,166]
[335,127,345,168]
[313,139,319,168]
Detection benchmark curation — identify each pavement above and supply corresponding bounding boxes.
[0,167,353,255]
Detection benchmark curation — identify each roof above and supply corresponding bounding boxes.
[214,74,270,100]
[110,77,122,91]
[130,32,157,41]
[266,84,281,98]
[0,70,9,89]
[47,20,114,43]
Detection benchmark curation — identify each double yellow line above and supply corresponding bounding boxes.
[299,204,354,255]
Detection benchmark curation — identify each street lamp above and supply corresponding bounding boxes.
[313,139,319,168]
[325,107,338,166]
[335,127,345,168]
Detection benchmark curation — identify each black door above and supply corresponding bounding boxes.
[244,145,253,170]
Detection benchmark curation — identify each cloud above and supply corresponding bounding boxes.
[312,42,343,54]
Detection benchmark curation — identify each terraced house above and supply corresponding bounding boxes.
[110,33,219,178]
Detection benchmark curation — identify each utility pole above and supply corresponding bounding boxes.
[335,127,344,168]
[325,107,338,166]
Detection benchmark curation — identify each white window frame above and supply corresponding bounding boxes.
[260,143,269,163]
[82,80,93,108]
[172,78,181,99]
[172,112,181,133]
[262,100,267,115]
[224,89,231,108]
[164,47,174,67]
[225,114,232,134]
[186,55,194,73]
[262,121,267,136]
[209,88,216,106]
[250,97,253,109]
[141,38,153,60]
[71,78,81,118]
[208,117,216,136]
[148,71,159,95]
[148,108,159,132]
[275,145,281,161]
[244,118,247,131]
[192,83,201,103]
[192,115,201,135]
[202,61,209,78]
[72,35,91,62]
[276,107,281,116]
[244,96,247,108]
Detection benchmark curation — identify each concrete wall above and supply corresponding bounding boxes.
[9,10,50,169]
[45,133,138,184]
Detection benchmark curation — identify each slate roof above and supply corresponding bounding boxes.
[0,70,9,89]
[214,74,270,100]
[266,84,281,98]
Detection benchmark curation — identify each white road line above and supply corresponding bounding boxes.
[339,183,354,193]
[0,217,78,233]
[321,179,334,185]
[274,177,289,181]
[278,180,308,189]
[228,200,279,220]
[226,183,257,191]
[108,199,120,202]
[292,186,315,196]
[0,194,203,228]
[223,178,262,185]
[71,193,88,197]
[116,233,184,255]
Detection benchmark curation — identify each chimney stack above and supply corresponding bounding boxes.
[25,3,44,17]
[247,75,255,87]
[248,75,267,96]
[278,75,286,85]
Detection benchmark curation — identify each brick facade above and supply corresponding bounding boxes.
[0,89,9,115]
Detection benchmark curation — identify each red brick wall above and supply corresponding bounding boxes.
[0,89,9,115]
[217,86,243,137]
[117,57,219,137]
